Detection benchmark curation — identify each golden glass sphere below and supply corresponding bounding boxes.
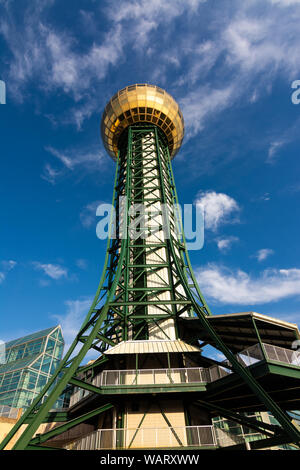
[101,84,184,160]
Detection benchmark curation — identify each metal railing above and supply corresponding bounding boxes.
[208,342,266,381]
[214,426,245,447]
[263,343,300,367]
[69,342,300,407]
[97,344,265,388]
[69,388,91,408]
[69,424,256,450]
[236,343,264,366]
[70,425,217,450]
[207,364,232,382]
[97,367,208,387]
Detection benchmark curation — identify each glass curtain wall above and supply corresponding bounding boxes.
[0,326,64,409]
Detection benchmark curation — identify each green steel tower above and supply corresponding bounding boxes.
[2,84,300,450]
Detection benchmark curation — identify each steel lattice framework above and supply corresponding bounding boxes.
[1,86,300,451]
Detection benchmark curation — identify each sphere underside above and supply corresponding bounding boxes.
[101,84,184,160]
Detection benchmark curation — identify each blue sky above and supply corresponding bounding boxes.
[1,0,300,356]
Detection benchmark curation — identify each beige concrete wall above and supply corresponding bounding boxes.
[124,399,187,448]
[0,410,58,450]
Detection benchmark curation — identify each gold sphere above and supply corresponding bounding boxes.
[101,84,184,160]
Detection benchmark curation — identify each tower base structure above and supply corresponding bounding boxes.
[2,85,300,451]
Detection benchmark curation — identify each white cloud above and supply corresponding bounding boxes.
[39,279,51,287]
[196,264,300,305]
[195,191,240,232]
[45,145,104,170]
[0,4,125,105]
[267,140,287,162]
[54,298,91,344]
[107,0,206,31]
[0,260,17,284]
[33,262,68,280]
[255,248,274,262]
[76,259,88,270]
[41,146,105,184]
[2,0,300,135]
[176,3,300,139]
[216,236,239,252]
[175,40,219,87]
[45,146,74,169]
[180,85,234,138]
[52,297,99,360]
[265,117,300,164]
[80,201,103,229]
[260,192,271,201]
[41,163,62,185]
[268,0,300,5]
[1,260,17,271]
[223,15,300,78]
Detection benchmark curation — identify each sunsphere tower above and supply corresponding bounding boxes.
[2,84,300,450]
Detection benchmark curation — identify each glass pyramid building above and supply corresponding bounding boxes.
[0,326,64,409]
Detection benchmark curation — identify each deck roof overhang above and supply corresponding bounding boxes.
[104,339,201,355]
[178,311,300,353]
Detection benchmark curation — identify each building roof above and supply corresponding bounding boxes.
[104,339,201,355]
[0,353,42,374]
[178,311,300,353]
[5,326,61,349]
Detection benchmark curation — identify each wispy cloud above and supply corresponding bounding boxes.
[1,0,300,162]
[107,0,207,47]
[53,298,91,347]
[32,262,68,280]
[223,13,300,78]
[1,0,300,136]
[80,200,103,229]
[51,297,98,360]
[267,140,287,163]
[41,145,105,184]
[41,163,62,185]
[1,260,17,271]
[195,191,240,232]
[216,236,239,253]
[45,145,104,170]
[196,264,300,305]
[76,259,88,270]
[175,2,300,140]
[0,8,124,101]
[268,0,300,6]
[0,259,17,284]
[259,192,271,202]
[265,115,300,164]
[180,85,234,139]
[254,248,274,262]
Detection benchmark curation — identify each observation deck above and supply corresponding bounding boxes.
[101,84,184,160]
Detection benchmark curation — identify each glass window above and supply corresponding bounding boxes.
[46,338,56,353]
[41,355,52,373]
[50,359,60,375]
[31,357,42,371]
[54,343,63,358]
